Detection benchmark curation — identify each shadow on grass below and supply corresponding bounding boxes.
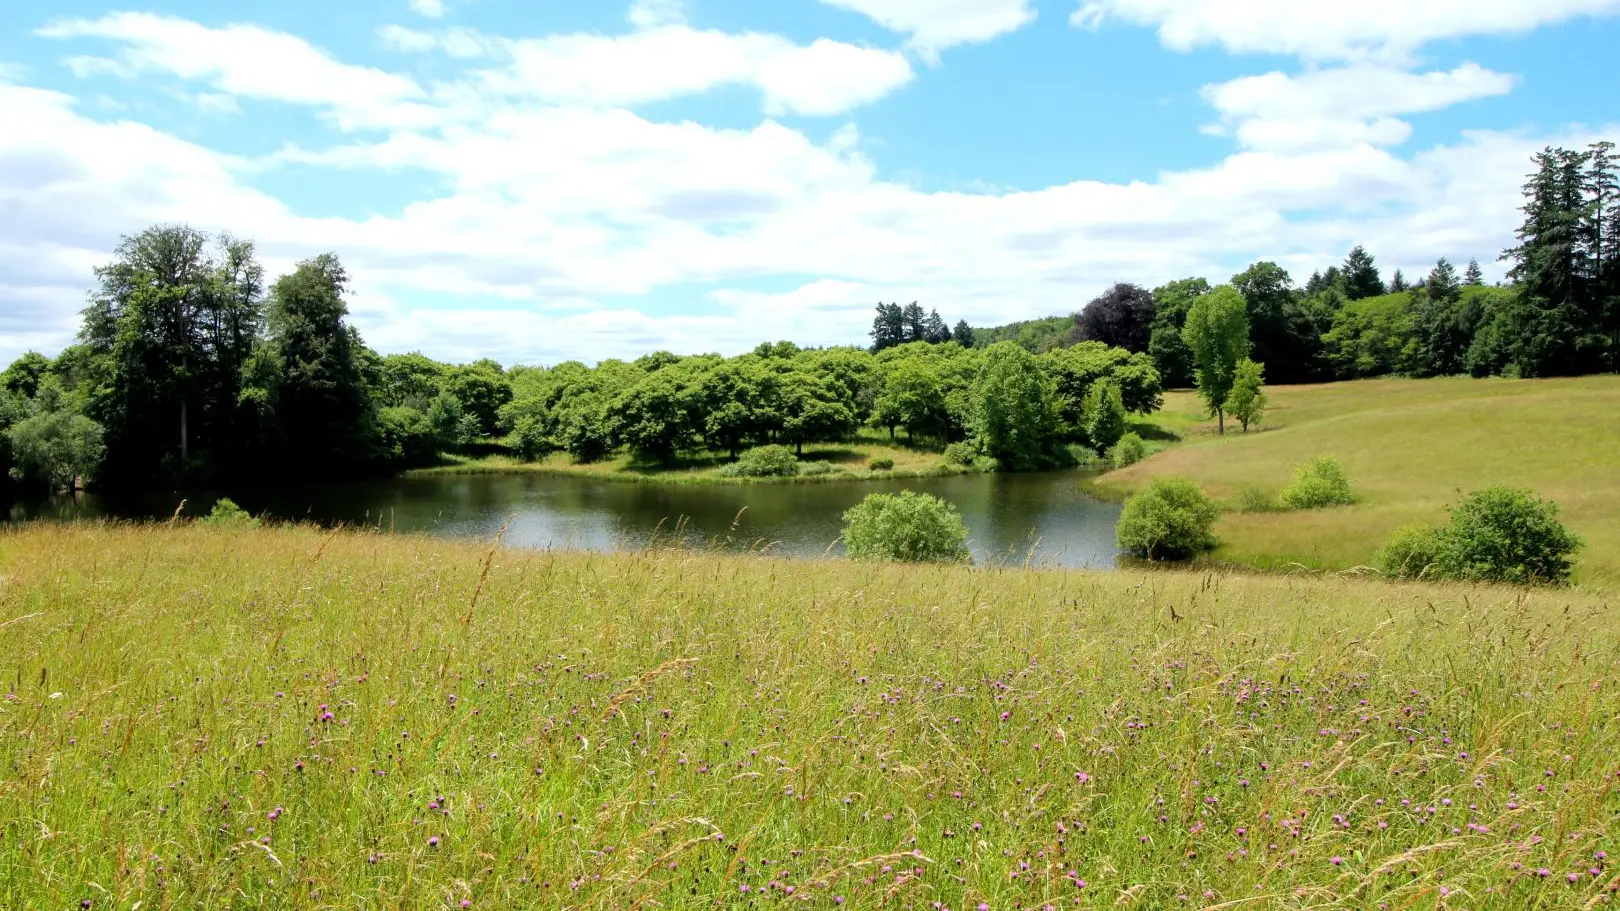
[1130,421,1182,442]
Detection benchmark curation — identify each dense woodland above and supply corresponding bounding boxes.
[0,143,1615,496]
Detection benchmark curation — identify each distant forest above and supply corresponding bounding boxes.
[1,143,1614,497]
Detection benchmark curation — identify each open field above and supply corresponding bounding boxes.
[3,523,1618,909]
[1106,375,1620,585]
[412,431,972,485]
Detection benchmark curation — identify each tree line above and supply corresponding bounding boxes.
[974,142,1619,385]
[2,143,1613,495]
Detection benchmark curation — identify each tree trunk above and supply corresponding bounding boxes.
[1217,407,1225,435]
[180,400,189,462]
[796,441,804,457]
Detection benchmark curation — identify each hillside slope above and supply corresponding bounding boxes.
[1106,375,1620,583]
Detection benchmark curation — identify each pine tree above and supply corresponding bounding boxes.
[952,320,975,347]
[1586,141,1620,367]
[869,303,905,352]
[901,302,927,344]
[1341,246,1387,300]
[923,308,951,344]
[1463,259,1485,286]
[1390,269,1408,293]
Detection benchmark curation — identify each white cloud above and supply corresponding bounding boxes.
[409,0,448,19]
[1201,64,1518,152]
[379,24,493,58]
[628,0,688,28]
[819,0,1036,57]
[38,13,438,130]
[477,26,914,116]
[1072,0,1620,62]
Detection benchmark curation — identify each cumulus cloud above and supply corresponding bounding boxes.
[819,0,1036,57]
[1201,64,1518,152]
[1072,0,1620,62]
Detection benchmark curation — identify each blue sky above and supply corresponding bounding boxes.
[3,0,1619,366]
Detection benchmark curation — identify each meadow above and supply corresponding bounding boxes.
[1110,375,1620,585]
[2,522,1618,909]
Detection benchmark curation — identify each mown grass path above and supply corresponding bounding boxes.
[2,524,1617,909]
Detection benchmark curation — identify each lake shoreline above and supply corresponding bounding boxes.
[405,454,984,486]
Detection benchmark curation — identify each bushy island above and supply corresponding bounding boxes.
[2,522,1618,910]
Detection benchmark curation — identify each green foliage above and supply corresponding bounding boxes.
[1341,246,1388,301]
[967,315,1077,352]
[1224,358,1267,432]
[1235,485,1280,513]
[612,368,699,465]
[719,444,800,478]
[871,357,949,443]
[375,406,440,469]
[1115,476,1222,561]
[1147,278,1209,388]
[1279,456,1356,509]
[1181,286,1250,433]
[1,352,50,399]
[867,457,895,471]
[201,497,259,527]
[1109,431,1146,469]
[797,461,843,477]
[942,441,977,467]
[1376,525,1443,579]
[1082,381,1127,455]
[446,363,513,438]
[1323,291,1424,378]
[1436,487,1581,585]
[968,343,1063,471]
[842,490,970,563]
[1041,342,1164,430]
[6,398,106,492]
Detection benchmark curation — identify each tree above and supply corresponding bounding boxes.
[261,253,375,476]
[612,368,698,465]
[952,320,975,347]
[1,352,50,399]
[1147,278,1208,388]
[1231,261,1322,384]
[1389,269,1408,293]
[1082,380,1127,455]
[1341,246,1387,300]
[1181,286,1250,434]
[923,308,951,344]
[446,362,513,438]
[901,302,928,344]
[1382,487,1582,585]
[695,359,774,458]
[842,491,969,563]
[1410,258,1472,376]
[1042,342,1162,436]
[871,359,947,442]
[870,303,906,352]
[967,342,1061,470]
[378,353,449,409]
[6,383,105,492]
[1075,283,1156,353]
[1225,358,1266,432]
[776,371,855,456]
[1464,259,1485,286]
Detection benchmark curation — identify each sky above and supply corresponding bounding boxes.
[2,0,1619,367]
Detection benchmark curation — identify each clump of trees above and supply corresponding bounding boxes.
[1279,456,1356,509]
[1377,487,1582,585]
[968,142,1618,388]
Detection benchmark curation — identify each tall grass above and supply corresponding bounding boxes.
[2,522,1617,909]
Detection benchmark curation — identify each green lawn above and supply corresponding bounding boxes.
[2,523,1616,909]
[413,429,969,484]
[1105,375,1620,584]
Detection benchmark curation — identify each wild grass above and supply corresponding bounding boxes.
[412,431,969,486]
[1106,375,1620,584]
[2,522,1618,909]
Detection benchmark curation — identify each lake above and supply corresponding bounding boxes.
[6,471,1125,568]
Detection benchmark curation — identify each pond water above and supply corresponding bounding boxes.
[7,471,1125,568]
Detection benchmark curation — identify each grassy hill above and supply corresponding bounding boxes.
[2,523,1616,909]
[1106,375,1620,583]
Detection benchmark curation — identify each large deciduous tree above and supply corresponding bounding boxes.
[1147,278,1209,388]
[1075,283,1156,353]
[967,342,1061,470]
[1181,286,1250,434]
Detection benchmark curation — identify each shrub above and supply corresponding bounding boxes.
[1115,477,1221,561]
[943,441,977,467]
[202,497,259,528]
[1435,487,1581,585]
[1376,524,1442,579]
[798,461,843,477]
[718,445,800,478]
[867,457,895,471]
[1109,432,1146,469]
[1235,485,1280,513]
[1279,456,1355,509]
[1376,487,1582,585]
[842,490,970,564]
[1083,381,1127,455]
